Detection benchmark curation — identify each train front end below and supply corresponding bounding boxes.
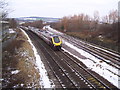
[51,36,62,50]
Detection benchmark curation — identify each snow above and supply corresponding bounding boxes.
[11,70,20,74]
[44,25,63,35]
[62,41,119,88]
[20,28,55,88]
[0,79,4,81]
[9,29,16,33]
[20,84,24,87]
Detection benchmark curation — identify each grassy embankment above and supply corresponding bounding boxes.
[66,31,119,52]
[2,28,40,88]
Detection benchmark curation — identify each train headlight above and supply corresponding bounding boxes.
[54,44,56,47]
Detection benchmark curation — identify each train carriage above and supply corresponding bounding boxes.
[30,27,62,50]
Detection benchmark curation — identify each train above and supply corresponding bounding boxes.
[29,26,62,50]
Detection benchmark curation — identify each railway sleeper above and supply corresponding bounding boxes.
[86,76,107,89]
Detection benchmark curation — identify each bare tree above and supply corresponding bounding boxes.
[0,0,9,19]
[102,15,109,23]
[0,0,8,8]
[9,18,17,28]
[93,11,99,23]
[93,11,99,30]
[108,10,118,23]
[61,16,69,32]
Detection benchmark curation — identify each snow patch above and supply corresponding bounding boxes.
[21,84,24,87]
[44,25,63,35]
[9,29,16,33]
[0,78,4,81]
[11,70,20,74]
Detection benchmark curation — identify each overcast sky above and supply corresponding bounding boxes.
[8,0,119,18]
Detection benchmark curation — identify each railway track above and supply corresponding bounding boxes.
[24,29,118,89]
[60,34,120,69]
[46,28,120,69]
[57,51,116,89]
[26,30,78,88]
[64,34,120,59]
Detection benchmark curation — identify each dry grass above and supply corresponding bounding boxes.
[66,32,89,39]
[2,28,40,88]
[66,32,119,52]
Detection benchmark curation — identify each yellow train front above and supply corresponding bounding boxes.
[50,35,62,50]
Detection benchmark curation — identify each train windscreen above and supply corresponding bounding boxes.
[53,36,60,43]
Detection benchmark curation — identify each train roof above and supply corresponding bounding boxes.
[50,34,59,37]
[40,30,60,38]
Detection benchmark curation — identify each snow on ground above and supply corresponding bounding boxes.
[11,70,20,75]
[62,41,119,88]
[9,29,16,33]
[20,28,55,88]
[44,25,63,35]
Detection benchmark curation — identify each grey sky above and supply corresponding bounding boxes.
[8,0,119,18]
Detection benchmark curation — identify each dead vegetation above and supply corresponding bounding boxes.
[2,28,40,88]
[50,10,119,52]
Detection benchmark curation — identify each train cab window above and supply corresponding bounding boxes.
[53,36,60,43]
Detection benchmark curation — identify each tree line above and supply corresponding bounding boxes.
[50,10,119,52]
[22,20,44,29]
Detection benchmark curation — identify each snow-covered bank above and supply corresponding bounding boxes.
[62,41,119,88]
[20,29,54,88]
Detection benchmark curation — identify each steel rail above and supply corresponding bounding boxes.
[61,51,114,90]
[26,30,79,89]
[61,36,120,69]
